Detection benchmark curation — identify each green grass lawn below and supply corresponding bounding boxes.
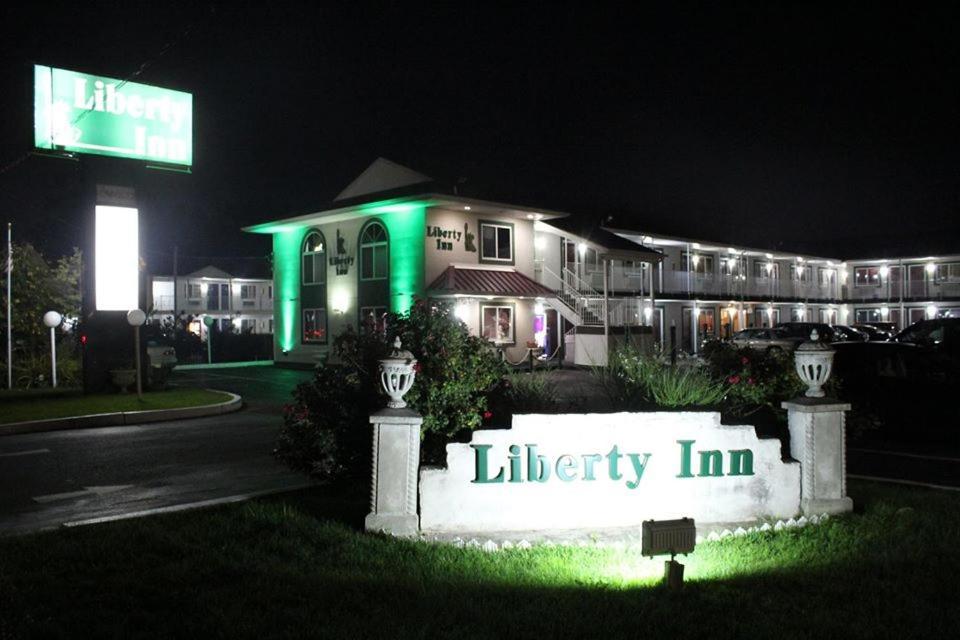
[0,388,234,424]
[0,480,957,638]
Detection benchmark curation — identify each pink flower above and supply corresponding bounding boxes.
[727,375,741,384]
[741,356,750,365]
[747,377,755,385]
[483,411,493,419]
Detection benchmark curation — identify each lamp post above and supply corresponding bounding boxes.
[42,311,62,388]
[126,309,146,400]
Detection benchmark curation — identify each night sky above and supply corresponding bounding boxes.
[2,2,958,267]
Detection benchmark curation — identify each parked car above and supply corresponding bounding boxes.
[831,325,869,342]
[730,328,804,354]
[892,318,960,360]
[775,322,836,342]
[852,324,893,342]
[832,340,959,445]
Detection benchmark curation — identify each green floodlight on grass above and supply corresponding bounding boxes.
[641,517,696,590]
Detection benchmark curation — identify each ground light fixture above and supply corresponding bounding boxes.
[126,309,146,400]
[42,310,62,388]
[641,517,696,590]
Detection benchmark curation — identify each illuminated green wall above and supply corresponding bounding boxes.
[273,229,302,354]
[266,198,427,357]
[357,200,427,315]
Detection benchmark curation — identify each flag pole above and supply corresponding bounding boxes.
[6,222,12,389]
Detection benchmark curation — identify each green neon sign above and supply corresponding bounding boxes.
[34,64,193,167]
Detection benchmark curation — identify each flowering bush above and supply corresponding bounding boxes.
[703,342,805,417]
[275,298,505,478]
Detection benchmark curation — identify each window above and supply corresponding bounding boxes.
[752,261,779,279]
[791,307,810,322]
[793,264,811,283]
[359,222,388,280]
[267,286,273,300]
[584,247,601,273]
[360,306,387,333]
[480,221,513,263]
[206,283,229,311]
[753,308,780,327]
[622,260,645,276]
[855,309,882,324]
[302,230,326,285]
[187,283,201,299]
[303,308,327,343]
[720,256,746,277]
[936,263,960,283]
[854,267,881,287]
[818,268,836,287]
[679,252,714,277]
[240,284,257,307]
[481,304,514,344]
[239,318,256,333]
[268,318,274,333]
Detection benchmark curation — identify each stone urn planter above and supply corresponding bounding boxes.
[379,337,417,409]
[794,330,835,398]
[109,368,137,394]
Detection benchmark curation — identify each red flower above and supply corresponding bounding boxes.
[741,356,750,365]
[483,411,493,419]
[727,375,741,384]
[414,362,422,373]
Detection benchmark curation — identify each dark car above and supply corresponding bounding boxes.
[852,324,893,342]
[892,318,960,359]
[832,340,959,445]
[832,325,869,342]
[775,322,836,342]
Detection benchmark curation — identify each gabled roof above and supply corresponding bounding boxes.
[427,266,556,298]
[542,217,664,262]
[335,157,434,201]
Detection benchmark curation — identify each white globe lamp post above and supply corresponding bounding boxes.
[126,309,147,399]
[42,311,62,388]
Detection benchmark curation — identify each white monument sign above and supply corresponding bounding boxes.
[420,412,801,534]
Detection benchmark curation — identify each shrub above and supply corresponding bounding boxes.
[647,365,726,408]
[702,341,805,417]
[498,371,558,414]
[594,345,725,409]
[275,298,505,479]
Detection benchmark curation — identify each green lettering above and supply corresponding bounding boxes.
[470,444,505,483]
[582,453,602,481]
[607,445,623,480]
[698,450,724,477]
[556,454,578,481]
[677,440,695,478]
[526,444,551,482]
[728,449,755,476]
[508,444,522,483]
[625,453,652,489]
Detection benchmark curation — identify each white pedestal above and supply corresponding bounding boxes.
[365,408,423,537]
[782,398,854,516]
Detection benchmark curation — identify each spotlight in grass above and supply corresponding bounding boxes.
[642,518,696,590]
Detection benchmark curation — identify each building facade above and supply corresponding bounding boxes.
[148,265,274,337]
[247,159,959,365]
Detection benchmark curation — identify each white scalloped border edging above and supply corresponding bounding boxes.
[420,514,832,552]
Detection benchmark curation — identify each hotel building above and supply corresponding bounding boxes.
[246,159,959,366]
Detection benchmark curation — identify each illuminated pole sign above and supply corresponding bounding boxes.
[95,205,139,311]
[34,65,192,167]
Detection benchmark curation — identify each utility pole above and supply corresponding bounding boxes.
[172,245,179,327]
[6,223,11,389]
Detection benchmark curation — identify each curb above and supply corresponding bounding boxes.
[0,390,243,437]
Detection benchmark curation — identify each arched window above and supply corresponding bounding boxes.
[302,230,326,285]
[359,221,388,281]
[300,229,328,344]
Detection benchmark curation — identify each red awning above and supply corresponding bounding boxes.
[427,266,556,298]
